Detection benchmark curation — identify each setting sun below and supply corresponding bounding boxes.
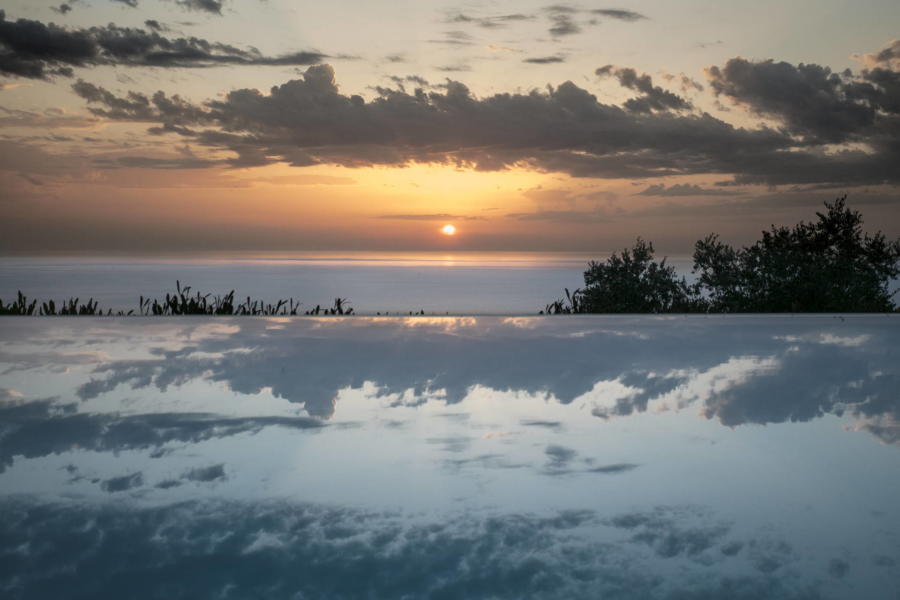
[441,224,457,236]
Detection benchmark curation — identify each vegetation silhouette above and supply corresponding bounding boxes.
[0,281,353,316]
[544,197,900,314]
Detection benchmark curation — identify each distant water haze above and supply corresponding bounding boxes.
[0,252,697,315]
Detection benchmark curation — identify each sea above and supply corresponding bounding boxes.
[0,252,697,315]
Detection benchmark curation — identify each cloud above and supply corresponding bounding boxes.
[586,463,639,474]
[0,387,23,401]
[0,106,98,128]
[506,209,610,223]
[596,64,692,113]
[854,39,900,69]
[706,51,900,145]
[0,397,324,472]
[75,63,835,184]
[55,52,889,187]
[435,63,471,72]
[548,14,580,37]
[184,463,226,482]
[542,4,646,38]
[385,74,430,91]
[0,497,823,599]
[428,30,475,46]
[143,19,167,32]
[176,0,223,14]
[111,0,224,13]
[445,12,534,29]
[0,10,325,79]
[544,444,576,468]
[524,55,565,64]
[590,9,647,21]
[59,317,900,446]
[607,506,732,559]
[93,155,219,169]
[636,183,744,196]
[101,472,144,492]
[376,213,484,221]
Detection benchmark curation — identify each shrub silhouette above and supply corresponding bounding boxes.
[548,197,900,313]
[543,239,699,314]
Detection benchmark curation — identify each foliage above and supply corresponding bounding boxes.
[544,239,701,314]
[693,196,900,312]
[547,197,900,314]
[0,281,353,316]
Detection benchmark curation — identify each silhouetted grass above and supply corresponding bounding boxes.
[0,281,353,316]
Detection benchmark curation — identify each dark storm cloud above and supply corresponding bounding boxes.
[524,55,565,64]
[596,64,692,113]
[52,3,74,15]
[0,11,325,79]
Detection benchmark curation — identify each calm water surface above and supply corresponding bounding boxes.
[0,252,698,314]
[1,315,898,599]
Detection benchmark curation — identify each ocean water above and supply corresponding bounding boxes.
[0,252,696,314]
[1,315,898,599]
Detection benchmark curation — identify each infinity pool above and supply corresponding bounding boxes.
[1,316,898,599]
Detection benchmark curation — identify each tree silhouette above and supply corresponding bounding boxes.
[694,196,900,312]
[548,197,900,313]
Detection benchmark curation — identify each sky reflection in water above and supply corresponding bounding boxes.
[1,316,898,599]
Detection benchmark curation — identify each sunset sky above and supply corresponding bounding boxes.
[1,0,899,253]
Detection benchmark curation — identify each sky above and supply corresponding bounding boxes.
[0,0,899,253]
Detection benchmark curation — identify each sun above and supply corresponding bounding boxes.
[441,224,457,236]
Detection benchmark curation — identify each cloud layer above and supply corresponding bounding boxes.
[0,10,323,79]
[66,47,900,186]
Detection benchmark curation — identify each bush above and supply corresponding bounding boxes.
[544,238,701,313]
